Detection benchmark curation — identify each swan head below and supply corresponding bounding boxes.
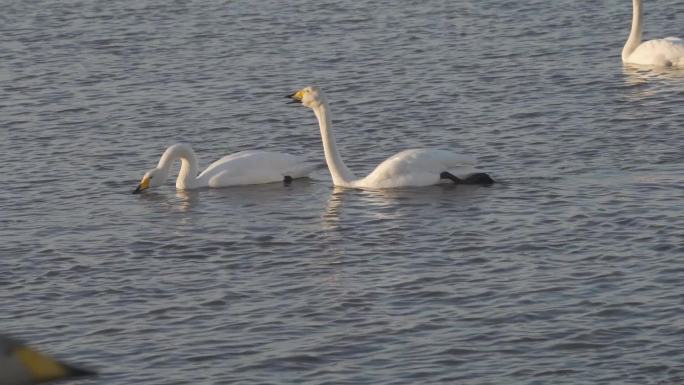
[287,85,325,109]
[132,168,167,194]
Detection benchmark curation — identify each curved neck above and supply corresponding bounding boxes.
[623,0,643,61]
[312,100,357,186]
[157,144,200,189]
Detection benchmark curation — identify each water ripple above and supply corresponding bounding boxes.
[2,0,684,384]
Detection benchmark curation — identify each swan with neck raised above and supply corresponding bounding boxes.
[133,143,315,192]
[287,86,493,189]
[622,0,684,67]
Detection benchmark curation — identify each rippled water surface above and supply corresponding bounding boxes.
[2,1,684,384]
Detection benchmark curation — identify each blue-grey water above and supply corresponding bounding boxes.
[2,0,683,384]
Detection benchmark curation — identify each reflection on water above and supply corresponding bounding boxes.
[622,64,684,81]
[622,64,684,94]
[174,190,201,212]
[136,189,201,213]
[322,183,496,232]
[322,187,345,230]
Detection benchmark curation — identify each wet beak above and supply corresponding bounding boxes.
[286,90,304,104]
[132,177,150,194]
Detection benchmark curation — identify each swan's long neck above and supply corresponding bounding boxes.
[157,143,201,190]
[312,100,357,186]
[622,0,643,62]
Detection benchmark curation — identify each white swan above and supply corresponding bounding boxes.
[287,86,493,189]
[133,143,316,193]
[622,0,684,67]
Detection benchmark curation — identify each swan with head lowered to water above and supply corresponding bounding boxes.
[287,86,494,189]
[132,143,316,193]
[622,0,684,67]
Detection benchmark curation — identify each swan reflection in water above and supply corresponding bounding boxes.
[623,64,684,83]
[622,64,684,100]
[135,177,319,214]
[322,184,487,231]
[173,190,201,213]
[135,189,201,214]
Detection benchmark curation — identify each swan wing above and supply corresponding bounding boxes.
[629,38,684,67]
[198,151,315,187]
[360,149,480,188]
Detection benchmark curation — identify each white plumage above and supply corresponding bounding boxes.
[622,0,684,67]
[288,86,492,189]
[358,149,479,188]
[199,150,316,187]
[133,143,316,192]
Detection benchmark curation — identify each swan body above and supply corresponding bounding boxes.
[133,143,315,192]
[356,149,481,188]
[287,86,493,189]
[622,0,684,67]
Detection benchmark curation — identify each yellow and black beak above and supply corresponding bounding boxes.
[11,342,95,384]
[132,177,151,194]
[286,89,304,104]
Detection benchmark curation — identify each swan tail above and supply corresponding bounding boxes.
[463,172,495,185]
[440,171,494,185]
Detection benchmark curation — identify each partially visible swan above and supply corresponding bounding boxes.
[0,334,94,385]
[622,0,684,67]
[287,86,493,189]
[133,143,316,193]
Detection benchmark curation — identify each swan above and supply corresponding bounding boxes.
[0,334,94,385]
[132,143,316,193]
[287,86,494,189]
[622,0,684,67]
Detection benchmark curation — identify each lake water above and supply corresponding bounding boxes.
[2,0,683,384]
